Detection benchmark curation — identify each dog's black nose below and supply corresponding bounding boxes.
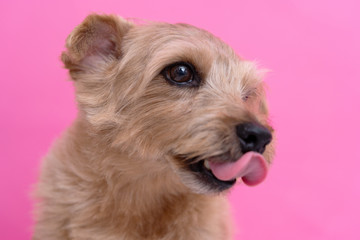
[236,123,272,154]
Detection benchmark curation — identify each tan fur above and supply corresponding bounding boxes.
[33,14,274,240]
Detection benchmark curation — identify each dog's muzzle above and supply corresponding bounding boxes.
[186,122,272,192]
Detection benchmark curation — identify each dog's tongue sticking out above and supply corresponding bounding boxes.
[208,152,268,186]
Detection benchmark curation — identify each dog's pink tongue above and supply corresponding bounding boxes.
[208,152,268,186]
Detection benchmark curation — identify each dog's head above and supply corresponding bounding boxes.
[62,14,275,194]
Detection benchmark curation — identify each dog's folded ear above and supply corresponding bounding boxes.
[61,14,133,79]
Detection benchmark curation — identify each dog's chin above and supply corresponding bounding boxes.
[187,160,237,193]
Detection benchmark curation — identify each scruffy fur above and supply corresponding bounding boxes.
[33,14,275,240]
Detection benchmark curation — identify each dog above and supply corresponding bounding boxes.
[33,14,275,240]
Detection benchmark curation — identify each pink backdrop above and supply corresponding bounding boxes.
[1,0,360,239]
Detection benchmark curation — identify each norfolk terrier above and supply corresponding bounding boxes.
[33,14,275,240]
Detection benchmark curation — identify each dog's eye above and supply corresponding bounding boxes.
[242,88,257,101]
[170,65,192,83]
[162,62,200,87]
[242,95,249,101]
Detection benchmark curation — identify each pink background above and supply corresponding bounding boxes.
[1,0,360,239]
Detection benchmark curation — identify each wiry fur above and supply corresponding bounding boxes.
[33,14,275,240]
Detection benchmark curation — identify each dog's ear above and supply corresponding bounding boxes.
[61,14,133,79]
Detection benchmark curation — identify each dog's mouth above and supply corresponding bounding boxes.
[188,159,236,191]
[187,152,269,192]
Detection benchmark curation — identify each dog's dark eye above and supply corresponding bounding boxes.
[170,65,192,83]
[242,89,257,101]
[162,62,200,87]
